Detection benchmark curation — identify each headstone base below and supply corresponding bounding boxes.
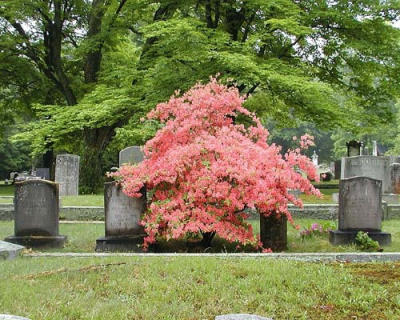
[329,230,391,246]
[4,235,67,248]
[96,235,145,252]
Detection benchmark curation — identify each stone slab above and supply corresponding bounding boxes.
[55,154,80,196]
[215,314,272,320]
[23,252,400,262]
[4,235,67,248]
[0,241,25,260]
[329,230,391,246]
[96,235,145,252]
[0,315,31,320]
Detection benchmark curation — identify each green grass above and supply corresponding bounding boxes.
[1,218,399,253]
[1,257,400,319]
[60,195,104,206]
[300,188,338,204]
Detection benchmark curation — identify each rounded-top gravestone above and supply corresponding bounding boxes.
[119,146,144,167]
[5,180,66,247]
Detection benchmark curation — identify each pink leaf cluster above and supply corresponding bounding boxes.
[112,78,320,249]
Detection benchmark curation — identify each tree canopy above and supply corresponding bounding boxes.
[1,0,400,188]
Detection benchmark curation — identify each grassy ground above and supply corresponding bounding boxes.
[1,218,399,253]
[1,256,400,319]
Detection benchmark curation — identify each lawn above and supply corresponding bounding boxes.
[1,256,399,319]
[1,218,399,253]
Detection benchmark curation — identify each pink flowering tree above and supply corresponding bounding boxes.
[112,78,320,250]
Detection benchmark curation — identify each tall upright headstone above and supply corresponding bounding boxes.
[329,177,391,245]
[119,146,144,167]
[388,163,400,194]
[5,180,66,247]
[372,140,378,156]
[96,182,146,252]
[55,154,80,196]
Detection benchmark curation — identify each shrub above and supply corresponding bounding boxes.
[355,231,380,252]
[113,78,320,249]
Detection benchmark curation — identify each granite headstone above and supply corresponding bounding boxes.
[5,180,66,247]
[96,181,146,252]
[36,168,50,180]
[329,177,391,245]
[55,154,80,196]
[119,146,144,167]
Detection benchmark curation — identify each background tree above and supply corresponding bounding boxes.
[1,0,400,191]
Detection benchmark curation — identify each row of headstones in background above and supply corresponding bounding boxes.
[55,154,80,196]
[340,155,400,200]
[5,180,66,247]
[329,176,391,246]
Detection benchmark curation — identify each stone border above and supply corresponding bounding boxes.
[0,241,25,260]
[23,252,400,262]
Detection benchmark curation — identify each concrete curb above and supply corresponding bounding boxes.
[23,252,400,262]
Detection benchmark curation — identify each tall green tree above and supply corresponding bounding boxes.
[1,0,400,192]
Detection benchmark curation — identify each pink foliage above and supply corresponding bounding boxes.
[112,78,320,249]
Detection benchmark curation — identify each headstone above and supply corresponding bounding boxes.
[96,182,146,252]
[332,192,339,203]
[0,315,31,320]
[259,213,287,251]
[312,151,318,166]
[389,163,400,194]
[36,168,50,180]
[55,154,80,196]
[346,140,362,157]
[340,156,390,192]
[119,146,144,167]
[4,180,66,247]
[215,315,272,320]
[329,177,391,246]
[372,140,378,156]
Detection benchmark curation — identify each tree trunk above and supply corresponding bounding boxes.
[80,127,115,194]
[260,213,287,251]
[200,231,216,247]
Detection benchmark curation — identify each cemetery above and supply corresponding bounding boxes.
[2,1,400,319]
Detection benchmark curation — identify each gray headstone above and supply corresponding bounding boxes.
[55,154,80,196]
[215,315,272,320]
[35,168,50,180]
[119,146,144,167]
[334,159,341,180]
[104,182,145,237]
[330,176,391,246]
[346,140,362,157]
[96,182,146,252]
[341,156,390,192]
[4,180,66,247]
[389,163,400,194]
[339,177,382,231]
[0,316,31,320]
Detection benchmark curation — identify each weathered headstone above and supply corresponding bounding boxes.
[260,213,287,251]
[36,168,50,180]
[372,140,378,156]
[346,140,362,157]
[0,241,25,260]
[119,146,144,167]
[215,315,272,320]
[389,163,400,194]
[55,154,80,196]
[96,182,146,252]
[329,177,391,246]
[5,180,66,247]
[340,156,390,192]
